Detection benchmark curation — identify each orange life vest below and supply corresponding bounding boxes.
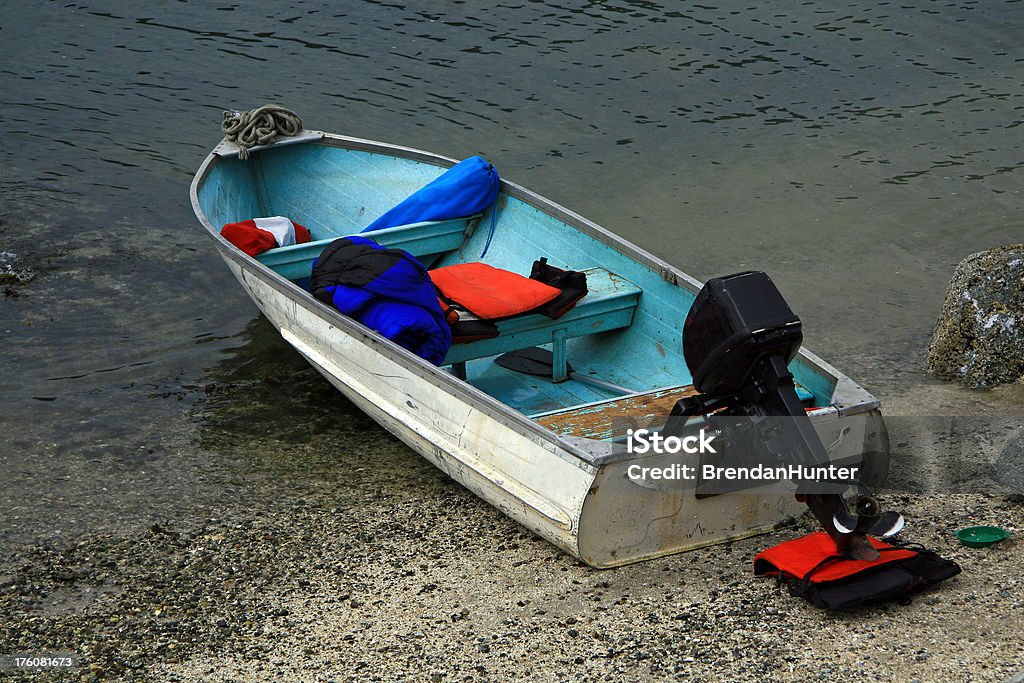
[430,262,561,320]
[754,532,917,583]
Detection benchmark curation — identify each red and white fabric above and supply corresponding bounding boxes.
[221,216,312,257]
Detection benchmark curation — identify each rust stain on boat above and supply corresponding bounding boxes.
[535,385,699,440]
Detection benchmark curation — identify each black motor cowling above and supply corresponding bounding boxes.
[683,271,803,398]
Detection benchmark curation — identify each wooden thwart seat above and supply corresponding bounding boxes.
[443,268,641,380]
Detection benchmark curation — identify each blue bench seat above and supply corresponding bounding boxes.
[444,268,642,380]
[257,214,480,281]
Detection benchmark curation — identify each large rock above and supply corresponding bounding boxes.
[994,430,1024,495]
[927,244,1024,389]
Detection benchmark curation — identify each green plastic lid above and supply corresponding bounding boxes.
[955,526,1008,548]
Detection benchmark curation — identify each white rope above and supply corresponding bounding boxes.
[221,105,303,160]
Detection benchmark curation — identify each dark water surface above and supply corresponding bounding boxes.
[1,1,1022,548]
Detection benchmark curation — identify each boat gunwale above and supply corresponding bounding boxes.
[189,131,879,470]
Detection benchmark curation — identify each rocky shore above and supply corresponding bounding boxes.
[2,442,1022,682]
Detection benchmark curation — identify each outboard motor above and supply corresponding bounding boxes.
[671,271,903,560]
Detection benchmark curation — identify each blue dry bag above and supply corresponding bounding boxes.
[361,156,501,239]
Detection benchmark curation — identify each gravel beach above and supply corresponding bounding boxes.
[2,350,1023,683]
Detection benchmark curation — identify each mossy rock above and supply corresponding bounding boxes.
[927,244,1024,389]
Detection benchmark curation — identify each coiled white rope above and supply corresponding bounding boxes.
[221,105,303,159]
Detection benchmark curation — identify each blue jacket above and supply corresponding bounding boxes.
[311,236,451,365]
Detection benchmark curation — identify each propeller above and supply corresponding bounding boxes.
[834,495,905,539]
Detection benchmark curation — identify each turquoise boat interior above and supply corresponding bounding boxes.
[196,140,833,440]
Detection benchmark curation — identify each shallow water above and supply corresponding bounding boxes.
[1,1,1022,549]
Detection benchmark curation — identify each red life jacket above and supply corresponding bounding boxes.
[754,532,960,610]
[430,262,561,320]
[755,532,917,582]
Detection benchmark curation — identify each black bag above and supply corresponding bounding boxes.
[529,257,588,319]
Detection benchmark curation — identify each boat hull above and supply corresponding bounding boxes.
[194,132,889,567]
